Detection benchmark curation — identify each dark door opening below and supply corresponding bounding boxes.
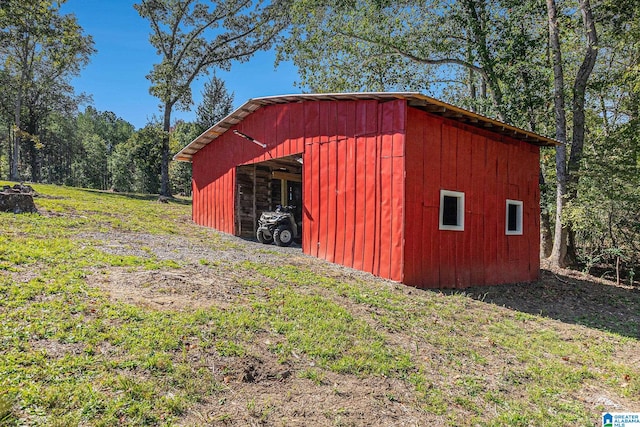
[235,155,303,239]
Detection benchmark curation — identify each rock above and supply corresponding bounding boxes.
[592,395,621,409]
[13,183,35,194]
[0,192,38,214]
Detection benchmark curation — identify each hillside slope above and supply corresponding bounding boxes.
[0,183,638,426]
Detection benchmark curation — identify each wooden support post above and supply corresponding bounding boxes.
[281,179,287,206]
[236,182,242,236]
[252,163,257,235]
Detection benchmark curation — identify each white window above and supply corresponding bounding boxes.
[439,190,465,231]
[505,199,523,235]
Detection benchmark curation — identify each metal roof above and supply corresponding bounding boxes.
[173,92,559,162]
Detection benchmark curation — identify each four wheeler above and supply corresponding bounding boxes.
[256,205,301,247]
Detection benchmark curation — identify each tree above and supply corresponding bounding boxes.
[196,75,234,131]
[169,120,199,196]
[0,0,94,181]
[72,107,135,189]
[278,0,552,126]
[0,68,12,179]
[20,77,88,182]
[546,0,598,267]
[135,0,287,197]
[169,76,234,196]
[280,0,616,268]
[36,110,81,185]
[561,0,640,275]
[111,123,164,194]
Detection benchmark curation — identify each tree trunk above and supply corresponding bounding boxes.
[563,0,597,265]
[546,0,569,268]
[539,170,553,258]
[5,123,11,180]
[547,0,598,268]
[160,102,173,197]
[541,211,554,258]
[26,119,40,183]
[567,0,598,205]
[11,93,22,182]
[11,34,32,182]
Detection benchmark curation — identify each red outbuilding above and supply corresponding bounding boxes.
[175,93,557,289]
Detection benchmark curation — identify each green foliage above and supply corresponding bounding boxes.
[0,392,16,425]
[279,0,552,125]
[111,123,164,194]
[283,0,640,273]
[169,121,199,196]
[135,0,283,111]
[568,119,640,276]
[135,0,285,196]
[561,0,640,275]
[0,0,95,181]
[71,134,109,188]
[70,107,135,190]
[169,77,234,196]
[196,75,234,131]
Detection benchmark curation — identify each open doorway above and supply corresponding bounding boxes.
[235,155,303,239]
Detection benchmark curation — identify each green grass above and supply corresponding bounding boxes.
[1,182,638,426]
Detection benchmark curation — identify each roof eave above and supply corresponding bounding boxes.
[173,92,560,162]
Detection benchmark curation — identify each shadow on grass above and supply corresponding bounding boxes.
[460,269,640,339]
[79,188,192,206]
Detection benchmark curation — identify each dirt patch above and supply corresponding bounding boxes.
[90,267,249,311]
[190,374,429,427]
[86,229,390,313]
[29,339,85,359]
[180,344,429,427]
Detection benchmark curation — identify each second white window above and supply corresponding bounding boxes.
[506,199,523,235]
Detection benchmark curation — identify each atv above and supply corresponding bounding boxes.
[256,205,301,247]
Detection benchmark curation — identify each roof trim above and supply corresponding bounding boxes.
[174,92,559,162]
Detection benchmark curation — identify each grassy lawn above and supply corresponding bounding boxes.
[0,183,638,426]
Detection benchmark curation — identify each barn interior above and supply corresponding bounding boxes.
[235,154,303,239]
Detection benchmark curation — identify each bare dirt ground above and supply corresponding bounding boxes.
[86,229,640,426]
[87,230,392,313]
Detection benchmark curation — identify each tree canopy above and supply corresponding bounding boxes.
[0,0,95,181]
[135,0,287,196]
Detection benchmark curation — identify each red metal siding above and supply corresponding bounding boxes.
[404,107,540,288]
[192,144,235,234]
[192,104,306,234]
[302,99,406,282]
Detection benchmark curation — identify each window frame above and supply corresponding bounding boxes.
[439,189,465,231]
[505,199,523,235]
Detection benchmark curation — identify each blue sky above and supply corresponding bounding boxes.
[61,0,300,129]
